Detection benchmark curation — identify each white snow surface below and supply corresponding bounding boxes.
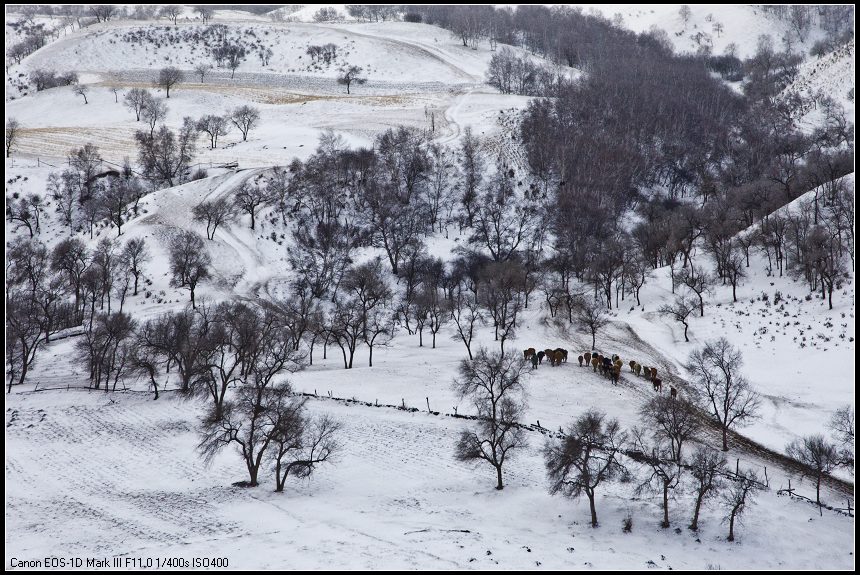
[5,7,855,570]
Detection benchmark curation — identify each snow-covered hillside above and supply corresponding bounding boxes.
[5,5,855,570]
[585,4,829,58]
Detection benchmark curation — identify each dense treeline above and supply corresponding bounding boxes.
[408,4,854,314]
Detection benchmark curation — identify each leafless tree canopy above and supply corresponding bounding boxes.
[337,65,367,94]
[686,338,760,451]
[454,348,528,490]
[6,118,21,157]
[168,231,211,309]
[544,409,627,527]
[157,66,184,98]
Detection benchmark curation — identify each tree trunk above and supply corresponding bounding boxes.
[495,464,504,490]
[727,511,736,541]
[275,459,284,492]
[722,426,728,451]
[587,490,598,527]
[662,482,670,528]
[816,475,821,504]
[690,491,705,531]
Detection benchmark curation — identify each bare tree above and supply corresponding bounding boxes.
[363,306,395,367]
[639,396,698,464]
[676,266,711,317]
[6,118,20,158]
[721,471,762,542]
[134,118,198,187]
[785,434,842,505]
[479,261,526,352]
[168,231,211,308]
[157,66,184,98]
[216,43,246,78]
[121,238,149,296]
[233,180,275,230]
[229,105,261,141]
[110,87,121,103]
[269,394,341,492]
[123,88,150,121]
[69,143,103,200]
[141,97,168,137]
[544,409,628,528]
[828,405,855,468]
[337,65,367,94]
[194,63,212,83]
[198,383,282,486]
[138,307,213,394]
[90,5,117,22]
[160,5,182,25]
[194,5,213,23]
[342,258,393,365]
[130,340,162,400]
[6,195,36,237]
[73,84,89,104]
[724,245,746,303]
[454,348,528,490]
[573,296,608,350]
[6,288,46,391]
[75,311,137,391]
[99,178,134,236]
[327,299,364,369]
[193,197,236,240]
[51,237,90,321]
[631,429,682,529]
[450,284,483,360]
[459,126,483,227]
[659,295,696,342]
[197,114,230,149]
[686,338,760,451]
[688,446,726,531]
[470,170,534,261]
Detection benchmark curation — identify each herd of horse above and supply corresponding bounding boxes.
[522,347,677,398]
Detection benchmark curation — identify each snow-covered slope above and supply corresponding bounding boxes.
[585,4,829,58]
[5,8,855,570]
[783,39,855,127]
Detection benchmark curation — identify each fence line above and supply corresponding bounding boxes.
[9,384,852,517]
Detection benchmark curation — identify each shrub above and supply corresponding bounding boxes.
[190,167,208,181]
[622,513,633,533]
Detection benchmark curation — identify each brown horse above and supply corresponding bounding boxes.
[524,348,536,359]
[652,378,662,392]
[577,355,584,367]
[584,352,592,366]
[670,386,677,399]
